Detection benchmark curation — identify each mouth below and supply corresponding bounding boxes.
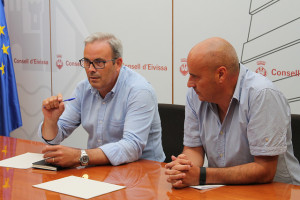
[193,88,200,95]
[89,76,100,81]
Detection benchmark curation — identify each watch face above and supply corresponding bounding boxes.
[80,150,89,166]
[81,156,89,163]
[80,155,89,165]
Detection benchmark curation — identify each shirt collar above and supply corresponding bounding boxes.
[232,64,247,102]
[87,65,126,100]
[87,81,99,96]
[111,65,125,95]
[208,64,247,118]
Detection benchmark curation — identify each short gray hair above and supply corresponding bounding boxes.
[84,32,123,58]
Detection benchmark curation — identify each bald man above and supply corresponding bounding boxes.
[165,37,300,188]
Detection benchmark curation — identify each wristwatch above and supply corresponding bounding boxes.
[79,150,89,166]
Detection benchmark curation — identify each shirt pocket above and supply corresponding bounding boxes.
[108,119,125,141]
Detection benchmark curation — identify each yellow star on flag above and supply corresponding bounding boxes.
[0,62,5,75]
[0,25,5,35]
[2,44,9,55]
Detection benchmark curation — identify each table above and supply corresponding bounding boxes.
[1,136,300,200]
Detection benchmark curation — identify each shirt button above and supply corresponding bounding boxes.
[98,139,101,143]
[102,102,106,104]
[220,153,223,158]
[220,131,224,135]
[265,138,269,142]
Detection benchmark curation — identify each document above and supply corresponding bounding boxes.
[0,152,44,169]
[191,185,224,190]
[33,175,126,199]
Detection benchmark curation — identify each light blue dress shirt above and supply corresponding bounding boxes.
[38,66,165,165]
[184,64,300,185]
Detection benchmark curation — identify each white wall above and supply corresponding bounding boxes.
[5,0,300,147]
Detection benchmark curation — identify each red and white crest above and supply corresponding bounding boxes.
[56,54,63,70]
[255,61,267,76]
[180,58,188,76]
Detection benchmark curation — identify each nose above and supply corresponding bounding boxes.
[87,62,96,72]
[187,76,195,88]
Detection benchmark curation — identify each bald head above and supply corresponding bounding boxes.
[188,37,239,75]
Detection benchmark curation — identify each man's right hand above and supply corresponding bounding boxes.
[41,93,65,141]
[42,93,65,122]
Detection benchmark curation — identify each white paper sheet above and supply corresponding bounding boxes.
[33,175,126,199]
[191,185,224,190]
[0,152,44,169]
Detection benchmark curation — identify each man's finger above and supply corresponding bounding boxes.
[175,158,192,166]
[168,172,186,181]
[165,168,183,176]
[165,161,176,169]
[171,155,177,161]
[172,164,191,171]
[177,154,187,159]
[172,180,186,188]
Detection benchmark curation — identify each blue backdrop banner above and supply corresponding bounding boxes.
[0,0,22,136]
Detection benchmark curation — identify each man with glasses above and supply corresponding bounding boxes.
[38,32,165,167]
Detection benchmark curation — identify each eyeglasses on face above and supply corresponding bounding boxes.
[79,58,116,69]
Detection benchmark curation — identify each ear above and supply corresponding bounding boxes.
[215,66,227,83]
[115,57,123,72]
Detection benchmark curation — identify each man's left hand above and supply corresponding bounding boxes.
[42,145,81,167]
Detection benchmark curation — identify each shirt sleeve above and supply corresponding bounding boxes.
[38,87,82,145]
[247,88,289,156]
[183,88,203,147]
[37,121,62,145]
[100,89,157,166]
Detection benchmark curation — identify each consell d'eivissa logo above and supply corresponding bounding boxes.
[271,68,300,77]
[255,61,300,77]
[180,58,188,76]
[124,63,168,71]
[56,54,80,70]
[13,58,48,65]
[56,54,63,69]
[255,61,267,76]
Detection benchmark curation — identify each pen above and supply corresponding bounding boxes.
[62,97,76,102]
[43,98,76,108]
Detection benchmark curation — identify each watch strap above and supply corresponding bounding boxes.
[199,167,206,185]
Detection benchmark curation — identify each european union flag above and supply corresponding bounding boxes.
[0,0,22,136]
